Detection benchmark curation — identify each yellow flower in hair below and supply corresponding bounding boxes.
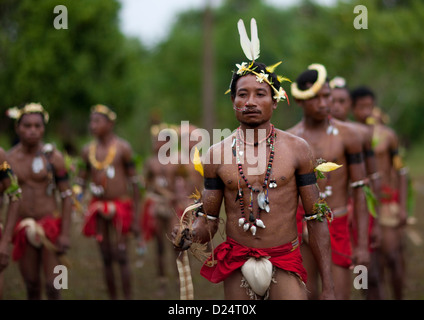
[6,107,21,120]
[256,70,269,84]
[273,87,287,102]
[236,62,249,75]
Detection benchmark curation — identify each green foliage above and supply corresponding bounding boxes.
[0,0,423,159]
[0,0,148,153]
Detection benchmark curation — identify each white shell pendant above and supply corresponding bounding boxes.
[269,179,277,188]
[250,225,257,236]
[239,218,246,226]
[255,219,266,228]
[243,222,250,232]
[106,165,115,179]
[265,202,270,213]
[257,191,266,210]
[32,156,44,174]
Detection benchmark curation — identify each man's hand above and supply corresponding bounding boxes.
[351,246,370,268]
[56,234,71,254]
[0,247,10,273]
[171,225,192,251]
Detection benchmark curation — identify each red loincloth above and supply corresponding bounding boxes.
[140,197,156,242]
[140,194,183,242]
[82,197,133,238]
[380,185,399,204]
[200,237,307,284]
[12,216,62,261]
[328,213,352,268]
[378,184,401,227]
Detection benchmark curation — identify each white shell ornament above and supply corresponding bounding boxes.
[257,191,266,210]
[250,225,257,235]
[255,219,266,228]
[239,218,246,226]
[106,165,115,179]
[241,256,273,297]
[243,222,250,232]
[32,156,44,174]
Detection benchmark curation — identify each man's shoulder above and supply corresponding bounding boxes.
[43,143,65,164]
[284,122,302,135]
[332,119,363,143]
[6,144,20,157]
[115,136,131,147]
[208,132,235,152]
[275,128,309,149]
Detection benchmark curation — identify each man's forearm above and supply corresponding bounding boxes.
[307,220,334,291]
[192,217,219,244]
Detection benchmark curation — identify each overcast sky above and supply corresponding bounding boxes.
[118,0,336,48]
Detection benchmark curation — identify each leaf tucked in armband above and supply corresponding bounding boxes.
[363,185,378,218]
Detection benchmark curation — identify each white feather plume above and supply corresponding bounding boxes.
[249,18,260,61]
[237,18,260,62]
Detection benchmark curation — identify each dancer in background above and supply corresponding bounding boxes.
[351,87,408,299]
[7,103,72,300]
[78,104,141,300]
[288,65,370,299]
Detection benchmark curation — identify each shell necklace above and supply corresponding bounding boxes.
[234,124,276,236]
[88,141,117,173]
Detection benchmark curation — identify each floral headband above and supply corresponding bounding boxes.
[150,122,179,137]
[226,18,290,104]
[91,104,117,121]
[291,63,328,100]
[6,102,49,124]
[329,76,347,89]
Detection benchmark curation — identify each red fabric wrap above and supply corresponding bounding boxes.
[12,216,62,261]
[328,214,352,268]
[200,237,307,284]
[380,185,399,204]
[140,197,156,242]
[82,197,133,237]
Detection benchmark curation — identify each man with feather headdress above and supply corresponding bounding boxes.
[172,18,335,300]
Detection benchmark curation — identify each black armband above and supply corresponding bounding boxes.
[390,148,399,158]
[54,169,69,183]
[346,152,364,165]
[295,172,317,187]
[364,149,375,158]
[204,177,225,190]
[125,160,135,168]
[0,161,13,181]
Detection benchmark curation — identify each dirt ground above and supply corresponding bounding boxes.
[2,176,424,300]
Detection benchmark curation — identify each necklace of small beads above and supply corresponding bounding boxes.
[235,124,275,236]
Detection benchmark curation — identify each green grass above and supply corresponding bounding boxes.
[2,214,225,300]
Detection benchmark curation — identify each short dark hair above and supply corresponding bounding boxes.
[230,62,280,99]
[295,69,329,90]
[350,86,376,106]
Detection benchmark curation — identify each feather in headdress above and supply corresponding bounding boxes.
[237,18,260,62]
